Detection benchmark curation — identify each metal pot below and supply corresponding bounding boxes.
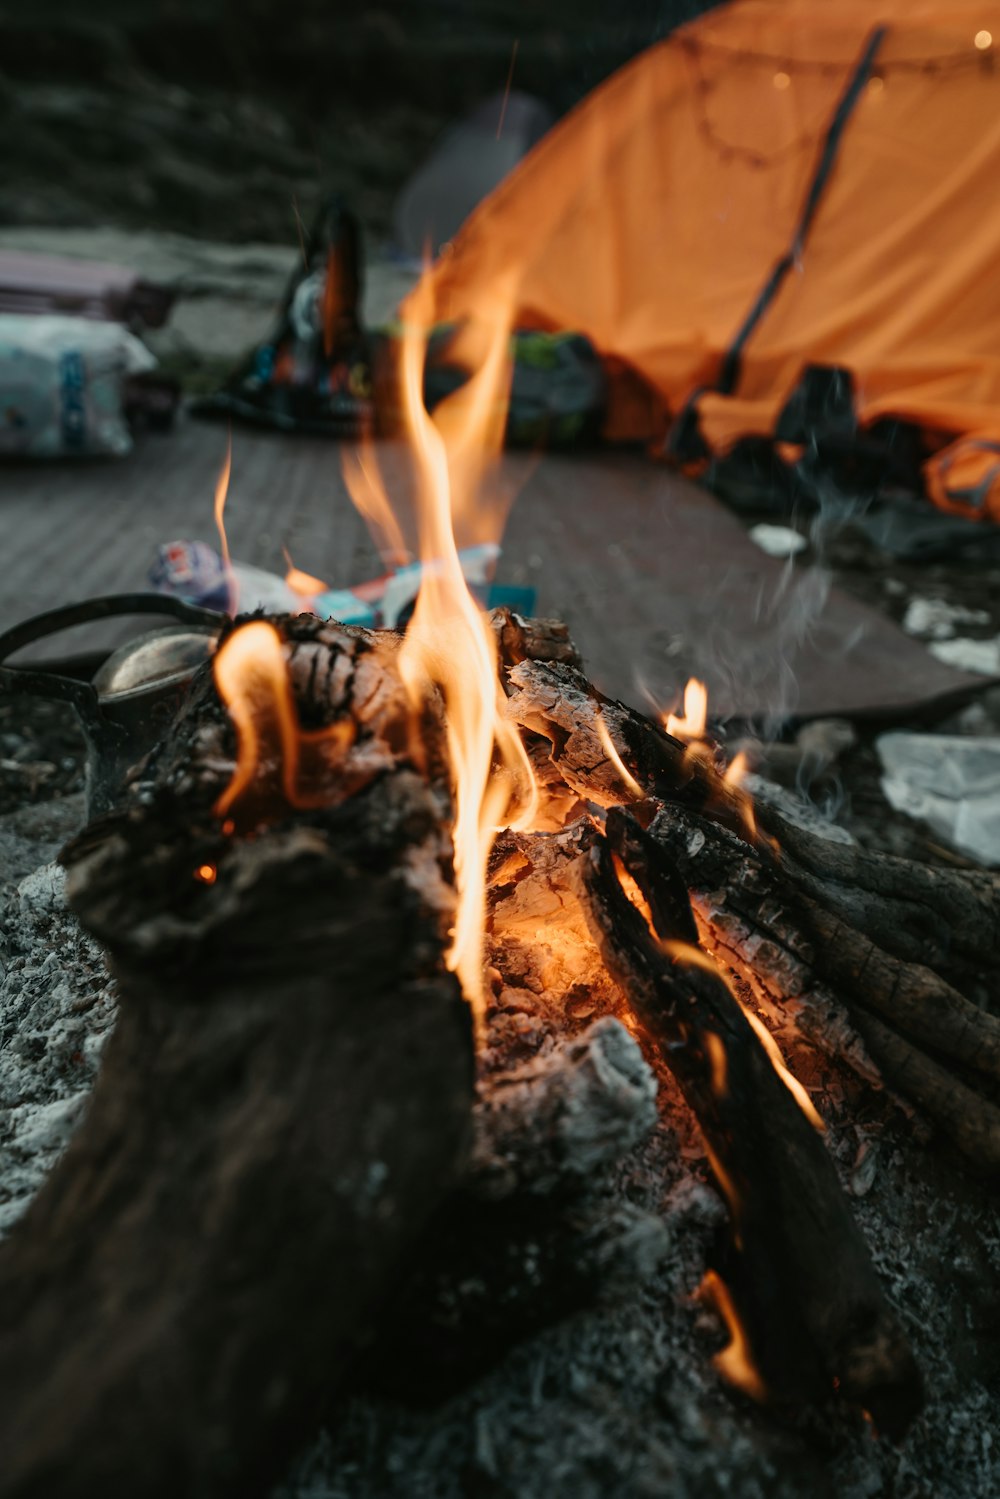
[0,594,224,818]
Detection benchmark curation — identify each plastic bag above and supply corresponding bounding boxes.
[0,313,154,458]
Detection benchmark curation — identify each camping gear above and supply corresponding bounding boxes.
[0,313,157,458]
[0,251,175,330]
[192,195,374,437]
[393,91,553,259]
[925,436,1000,522]
[0,594,222,816]
[415,325,607,448]
[151,540,536,628]
[1,424,985,723]
[419,0,1000,521]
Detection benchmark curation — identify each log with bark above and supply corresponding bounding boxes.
[0,619,474,1499]
[503,652,1000,1170]
[1,607,979,1494]
[575,806,922,1435]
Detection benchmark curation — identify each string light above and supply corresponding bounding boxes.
[674,32,989,174]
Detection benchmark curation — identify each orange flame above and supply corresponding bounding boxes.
[661,940,823,1130]
[282,547,328,601]
[661,679,769,848]
[342,433,412,568]
[595,709,644,799]
[214,430,234,611]
[348,271,536,1017]
[212,619,354,820]
[700,1269,768,1403]
[723,749,768,845]
[665,677,708,741]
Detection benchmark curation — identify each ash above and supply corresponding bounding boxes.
[1,797,998,1498]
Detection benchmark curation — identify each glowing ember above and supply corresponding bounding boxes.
[194,863,217,885]
[610,851,654,926]
[704,1031,728,1097]
[700,1269,768,1403]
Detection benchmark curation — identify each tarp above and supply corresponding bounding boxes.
[421,0,1000,518]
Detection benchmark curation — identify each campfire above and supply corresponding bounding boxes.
[3,279,1000,1499]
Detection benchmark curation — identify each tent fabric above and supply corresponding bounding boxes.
[420,0,1000,518]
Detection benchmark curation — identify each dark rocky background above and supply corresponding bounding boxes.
[2,0,719,244]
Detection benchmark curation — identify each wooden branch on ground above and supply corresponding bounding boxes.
[576,807,922,1437]
[647,802,1000,1172]
[503,657,1000,977]
[0,622,474,1499]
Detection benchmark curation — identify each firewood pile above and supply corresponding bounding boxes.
[1,608,999,1499]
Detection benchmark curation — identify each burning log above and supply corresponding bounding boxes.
[1,601,976,1482]
[505,655,1000,1161]
[0,618,474,1499]
[647,801,1000,1172]
[576,806,923,1437]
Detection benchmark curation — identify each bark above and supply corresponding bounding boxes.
[577,807,923,1437]
[646,801,1000,1170]
[504,657,1000,974]
[0,621,474,1499]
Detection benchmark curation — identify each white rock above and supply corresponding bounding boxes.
[902,596,990,641]
[928,636,1000,676]
[877,731,1000,865]
[748,523,807,558]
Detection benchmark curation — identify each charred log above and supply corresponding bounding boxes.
[647,802,1000,1171]
[0,621,474,1499]
[577,807,923,1438]
[504,657,1000,977]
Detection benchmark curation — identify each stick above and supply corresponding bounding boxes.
[576,806,922,1436]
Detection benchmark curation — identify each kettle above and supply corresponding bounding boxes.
[0,594,224,818]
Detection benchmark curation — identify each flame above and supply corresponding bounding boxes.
[350,270,536,1016]
[665,678,708,741]
[700,1269,768,1403]
[281,548,328,601]
[661,679,770,848]
[214,431,235,611]
[740,1005,824,1132]
[212,619,354,821]
[610,851,654,926]
[595,709,644,799]
[342,431,412,568]
[662,940,823,1131]
[704,1031,728,1097]
[723,749,769,846]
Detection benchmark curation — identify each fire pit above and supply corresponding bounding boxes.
[1,281,999,1499]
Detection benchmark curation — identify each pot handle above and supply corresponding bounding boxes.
[0,593,225,719]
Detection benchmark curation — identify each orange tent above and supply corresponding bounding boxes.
[422,0,1000,520]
